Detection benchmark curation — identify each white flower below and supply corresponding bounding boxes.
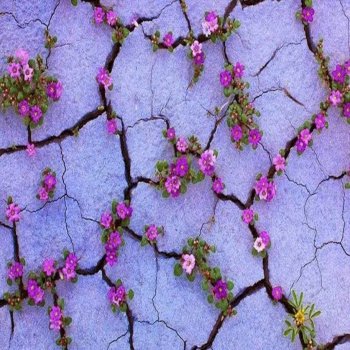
[202,22,211,37]
[181,254,195,274]
[253,237,266,253]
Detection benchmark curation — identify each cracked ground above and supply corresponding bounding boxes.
[1,0,350,349]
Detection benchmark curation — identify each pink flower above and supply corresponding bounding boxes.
[329,90,342,106]
[8,62,21,79]
[44,173,57,190]
[212,178,224,194]
[202,11,218,36]
[27,279,45,304]
[146,225,158,241]
[181,254,195,274]
[38,187,49,201]
[272,286,283,301]
[301,7,315,23]
[100,211,113,228]
[62,265,76,281]
[26,143,36,157]
[105,250,117,266]
[6,203,20,222]
[108,285,126,306]
[296,138,307,153]
[253,237,265,252]
[22,64,33,81]
[165,175,181,197]
[166,127,176,140]
[299,129,312,144]
[42,258,56,276]
[198,149,216,176]
[176,137,188,153]
[116,202,133,220]
[163,32,174,48]
[254,177,276,202]
[220,70,232,87]
[107,119,118,134]
[343,103,350,118]
[231,125,243,142]
[15,48,29,65]
[94,7,105,24]
[315,113,326,130]
[49,306,62,330]
[30,106,42,123]
[233,62,245,79]
[259,231,270,246]
[332,64,346,84]
[190,40,202,56]
[96,67,113,89]
[194,52,205,65]
[248,129,262,148]
[242,208,254,224]
[7,261,24,280]
[106,10,117,26]
[18,100,30,117]
[273,154,286,172]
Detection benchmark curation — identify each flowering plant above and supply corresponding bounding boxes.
[108,279,134,313]
[219,63,262,150]
[0,50,62,129]
[6,196,21,223]
[36,168,57,202]
[100,200,132,266]
[241,208,258,225]
[155,129,218,198]
[254,175,277,202]
[296,0,315,24]
[140,224,164,246]
[252,231,271,258]
[174,237,235,315]
[284,290,320,347]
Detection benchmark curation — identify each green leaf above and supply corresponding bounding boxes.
[71,0,78,5]
[227,281,234,291]
[128,289,134,300]
[173,263,183,277]
[207,294,214,304]
[64,316,72,326]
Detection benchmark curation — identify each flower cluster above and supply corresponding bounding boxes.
[174,237,235,315]
[7,259,24,283]
[241,208,258,225]
[188,40,205,84]
[254,175,277,202]
[36,168,57,202]
[93,7,118,26]
[219,63,262,150]
[96,67,113,90]
[252,231,271,258]
[141,224,164,246]
[156,129,218,198]
[100,200,132,266]
[108,279,134,313]
[284,290,321,346]
[6,197,21,223]
[296,128,313,154]
[273,152,286,174]
[27,279,45,305]
[59,251,79,282]
[49,299,73,348]
[0,49,62,128]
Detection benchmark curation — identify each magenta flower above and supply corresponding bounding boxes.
[165,175,181,197]
[220,70,232,87]
[7,261,24,280]
[254,177,276,202]
[233,62,244,79]
[106,10,117,26]
[272,286,283,301]
[296,138,307,153]
[108,231,122,248]
[66,253,78,269]
[213,280,228,300]
[273,154,286,172]
[6,203,20,222]
[44,173,57,190]
[49,306,63,330]
[30,106,43,123]
[332,64,346,84]
[46,81,63,101]
[96,67,113,89]
[176,137,188,152]
[15,48,29,65]
[301,7,315,23]
[315,113,326,130]
[117,202,133,220]
[18,100,30,117]
[212,178,224,194]
[94,7,105,24]
[181,254,195,274]
[166,127,176,140]
[190,40,202,56]
[101,211,113,228]
[259,231,270,246]
[163,32,174,48]
[108,285,126,306]
[231,125,243,142]
[248,129,262,147]
[26,143,36,157]
[27,279,45,304]
[8,62,21,78]
[329,90,342,106]
[299,129,312,144]
[242,208,254,224]
[146,225,158,241]
[105,250,117,266]
[194,52,205,65]
[42,258,56,276]
[344,60,350,75]
[38,187,49,201]
[175,156,189,177]
[202,11,218,35]
[62,265,76,280]
[22,64,33,81]
[343,103,350,118]
[107,119,118,134]
[198,149,216,176]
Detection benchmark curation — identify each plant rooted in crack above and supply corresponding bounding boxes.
[0,49,62,129]
[140,224,164,246]
[284,290,321,347]
[108,278,134,313]
[174,237,235,315]
[37,168,58,202]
